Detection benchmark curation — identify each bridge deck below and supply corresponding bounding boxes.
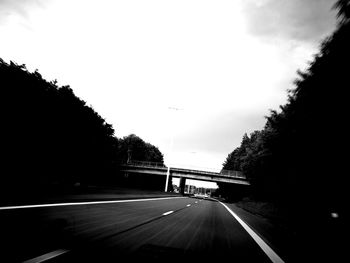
[119,162,249,185]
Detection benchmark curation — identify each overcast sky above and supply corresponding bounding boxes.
[0,0,337,187]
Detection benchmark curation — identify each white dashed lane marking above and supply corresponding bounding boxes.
[162,211,174,216]
[22,249,69,263]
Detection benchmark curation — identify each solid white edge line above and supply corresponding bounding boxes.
[0,197,187,210]
[22,249,69,263]
[162,211,174,216]
[219,201,285,263]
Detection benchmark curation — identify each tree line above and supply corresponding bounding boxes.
[220,0,348,226]
[0,59,164,200]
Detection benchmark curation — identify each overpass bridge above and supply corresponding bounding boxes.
[119,161,249,194]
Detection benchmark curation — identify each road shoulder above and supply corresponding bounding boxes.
[224,202,294,263]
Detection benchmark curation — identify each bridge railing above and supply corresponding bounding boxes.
[219,169,246,179]
[125,160,166,168]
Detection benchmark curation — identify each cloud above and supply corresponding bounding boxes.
[163,110,266,170]
[241,0,338,43]
[174,110,266,154]
[0,0,46,23]
[0,0,333,174]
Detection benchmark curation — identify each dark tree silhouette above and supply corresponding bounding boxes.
[0,60,165,201]
[117,134,164,164]
[222,0,349,208]
[334,0,350,24]
[220,3,348,260]
[0,60,120,198]
[116,134,165,190]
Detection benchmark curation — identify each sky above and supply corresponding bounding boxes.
[0,0,338,188]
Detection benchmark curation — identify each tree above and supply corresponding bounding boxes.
[116,134,165,190]
[0,58,167,201]
[117,134,164,164]
[220,1,349,210]
[0,59,120,198]
[334,0,350,24]
[220,4,348,260]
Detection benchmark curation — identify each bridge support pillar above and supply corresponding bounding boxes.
[165,171,172,192]
[179,177,186,195]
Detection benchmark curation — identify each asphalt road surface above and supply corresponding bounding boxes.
[0,197,284,262]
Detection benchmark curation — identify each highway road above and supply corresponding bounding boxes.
[0,197,284,262]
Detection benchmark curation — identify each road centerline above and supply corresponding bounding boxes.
[22,249,69,263]
[162,211,174,216]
